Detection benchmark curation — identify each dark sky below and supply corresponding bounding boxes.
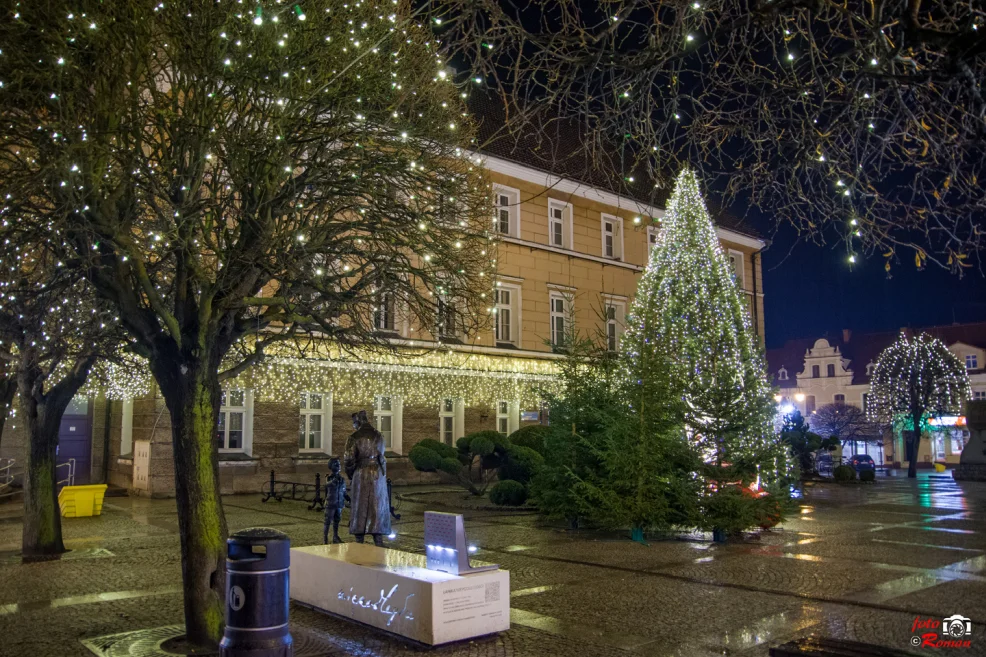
[756,219,986,348]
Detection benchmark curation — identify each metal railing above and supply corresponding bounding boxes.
[0,458,19,499]
[56,458,76,488]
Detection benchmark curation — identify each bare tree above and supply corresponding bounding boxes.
[810,403,883,447]
[0,1,492,644]
[0,242,123,560]
[433,0,986,272]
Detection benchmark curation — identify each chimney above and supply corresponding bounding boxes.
[842,329,851,344]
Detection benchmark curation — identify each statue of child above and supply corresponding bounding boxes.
[323,457,347,545]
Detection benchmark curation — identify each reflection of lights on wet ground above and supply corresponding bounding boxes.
[387,532,396,540]
[800,506,814,515]
[468,545,478,553]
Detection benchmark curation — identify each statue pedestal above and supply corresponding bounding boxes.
[953,401,986,482]
[290,543,509,645]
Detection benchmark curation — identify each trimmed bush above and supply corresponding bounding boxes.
[470,436,495,457]
[416,438,457,460]
[439,457,462,475]
[499,445,545,484]
[508,425,550,456]
[408,445,441,472]
[833,465,856,482]
[489,480,528,506]
[859,469,876,483]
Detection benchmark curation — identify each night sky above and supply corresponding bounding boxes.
[756,218,986,348]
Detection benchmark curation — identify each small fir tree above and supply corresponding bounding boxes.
[868,333,971,478]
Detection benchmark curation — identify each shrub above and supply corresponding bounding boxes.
[508,424,550,456]
[699,487,762,537]
[416,438,457,460]
[859,469,876,483]
[408,444,441,472]
[499,445,544,484]
[470,436,495,457]
[833,465,856,482]
[439,457,462,475]
[489,480,528,506]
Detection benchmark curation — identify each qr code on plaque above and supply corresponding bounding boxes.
[485,581,500,603]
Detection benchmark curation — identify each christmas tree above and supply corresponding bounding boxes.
[622,168,792,536]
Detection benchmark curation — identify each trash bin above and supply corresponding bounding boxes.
[220,528,293,657]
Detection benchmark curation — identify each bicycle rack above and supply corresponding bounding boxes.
[56,458,76,488]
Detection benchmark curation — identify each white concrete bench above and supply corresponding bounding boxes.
[290,543,509,645]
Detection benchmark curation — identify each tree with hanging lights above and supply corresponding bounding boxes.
[0,1,492,645]
[868,333,971,478]
[622,168,792,537]
[0,237,126,560]
[433,0,986,273]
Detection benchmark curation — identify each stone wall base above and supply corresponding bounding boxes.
[952,464,986,482]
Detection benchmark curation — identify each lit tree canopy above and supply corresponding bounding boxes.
[434,0,986,272]
[621,168,790,491]
[0,0,493,645]
[868,332,971,477]
[810,403,883,444]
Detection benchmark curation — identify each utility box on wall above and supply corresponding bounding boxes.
[132,440,150,493]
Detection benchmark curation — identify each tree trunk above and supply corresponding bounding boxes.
[21,398,66,560]
[155,358,228,649]
[907,412,922,479]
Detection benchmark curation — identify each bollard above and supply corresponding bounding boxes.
[219,527,293,657]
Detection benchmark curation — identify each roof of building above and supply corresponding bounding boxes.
[766,321,986,388]
[468,93,762,240]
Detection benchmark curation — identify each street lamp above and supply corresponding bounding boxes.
[794,393,806,402]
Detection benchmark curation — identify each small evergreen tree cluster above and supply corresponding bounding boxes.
[532,169,795,539]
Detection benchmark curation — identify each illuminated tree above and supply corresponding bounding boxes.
[435,1,986,271]
[868,333,970,478]
[0,1,491,645]
[0,240,124,560]
[623,169,792,535]
[811,403,883,448]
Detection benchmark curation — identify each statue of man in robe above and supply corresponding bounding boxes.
[344,410,391,546]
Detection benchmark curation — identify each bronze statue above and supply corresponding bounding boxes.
[322,457,346,544]
[344,410,391,546]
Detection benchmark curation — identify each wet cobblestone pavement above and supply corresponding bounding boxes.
[1,472,984,656]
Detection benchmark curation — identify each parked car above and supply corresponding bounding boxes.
[815,453,834,477]
[848,454,876,474]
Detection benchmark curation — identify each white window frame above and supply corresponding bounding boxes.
[299,391,332,454]
[494,281,522,347]
[834,394,845,405]
[374,394,403,454]
[218,389,253,455]
[493,184,520,238]
[966,354,979,370]
[547,198,573,250]
[604,299,626,352]
[439,398,465,446]
[549,291,572,349]
[777,367,788,381]
[727,249,745,289]
[120,399,134,457]
[495,400,520,437]
[600,214,624,260]
[647,225,660,252]
[974,390,986,401]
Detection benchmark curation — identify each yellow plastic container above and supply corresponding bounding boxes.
[58,484,108,518]
[934,462,947,473]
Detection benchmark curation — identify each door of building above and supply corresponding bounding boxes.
[56,397,91,487]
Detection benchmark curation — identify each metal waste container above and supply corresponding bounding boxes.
[220,527,293,657]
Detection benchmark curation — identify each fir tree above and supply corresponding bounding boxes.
[622,168,792,536]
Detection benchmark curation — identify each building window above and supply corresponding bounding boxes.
[604,301,626,352]
[966,354,979,370]
[647,226,660,252]
[862,392,869,414]
[834,394,845,405]
[548,199,572,249]
[549,292,571,349]
[827,364,836,377]
[374,290,396,332]
[727,250,745,289]
[866,361,875,377]
[494,283,520,347]
[437,295,459,340]
[777,367,788,381]
[601,214,623,260]
[974,390,986,400]
[299,392,331,452]
[493,185,520,237]
[805,395,816,414]
[374,395,402,453]
[120,399,134,457]
[496,400,510,436]
[438,398,464,446]
[812,365,820,378]
[218,390,251,452]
